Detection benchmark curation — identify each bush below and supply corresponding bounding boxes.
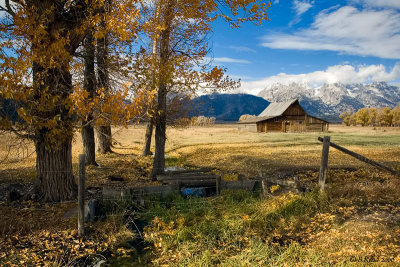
[190,116,216,126]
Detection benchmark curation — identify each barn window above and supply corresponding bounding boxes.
[298,121,303,124]
[274,117,279,122]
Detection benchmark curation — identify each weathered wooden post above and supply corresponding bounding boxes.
[78,154,86,236]
[317,137,400,176]
[318,136,330,192]
[261,179,269,197]
[216,175,222,195]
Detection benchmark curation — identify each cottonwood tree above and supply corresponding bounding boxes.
[95,0,113,154]
[356,108,370,126]
[393,104,400,126]
[368,107,377,126]
[79,0,140,164]
[135,0,271,179]
[0,0,98,202]
[339,111,352,126]
[0,0,96,201]
[0,0,145,201]
[82,29,98,165]
[377,107,393,126]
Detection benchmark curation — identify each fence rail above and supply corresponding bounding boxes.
[318,136,400,191]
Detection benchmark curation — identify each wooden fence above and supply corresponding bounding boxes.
[318,136,400,192]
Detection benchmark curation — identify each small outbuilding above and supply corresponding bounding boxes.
[237,99,329,133]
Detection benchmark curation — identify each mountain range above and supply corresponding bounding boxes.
[189,82,400,123]
[189,93,269,121]
[257,81,400,122]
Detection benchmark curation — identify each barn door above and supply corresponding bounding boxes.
[285,121,290,132]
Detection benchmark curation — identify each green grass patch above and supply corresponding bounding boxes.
[137,190,331,266]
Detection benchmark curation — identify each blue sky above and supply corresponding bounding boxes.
[209,0,400,95]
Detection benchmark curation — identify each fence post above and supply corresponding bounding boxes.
[261,179,269,197]
[216,175,221,195]
[318,136,330,192]
[78,154,86,237]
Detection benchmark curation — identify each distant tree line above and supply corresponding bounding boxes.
[171,116,216,126]
[339,104,400,127]
[190,116,216,126]
[238,114,257,122]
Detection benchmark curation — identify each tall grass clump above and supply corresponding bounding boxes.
[140,189,330,266]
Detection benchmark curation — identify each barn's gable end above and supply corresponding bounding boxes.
[237,99,329,133]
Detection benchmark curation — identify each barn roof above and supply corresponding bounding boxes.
[237,98,329,124]
[258,99,298,117]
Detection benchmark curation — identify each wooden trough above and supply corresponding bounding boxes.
[102,169,264,202]
[156,169,222,195]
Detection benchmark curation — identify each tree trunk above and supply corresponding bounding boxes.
[32,63,77,202]
[96,0,113,154]
[34,135,77,202]
[96,125,113,153]
[150,0,175,180]
[82,123,97,165]
[82,30,98,165]
[27,0,86,202]
[142,121,154,156]
[151,90,167,179]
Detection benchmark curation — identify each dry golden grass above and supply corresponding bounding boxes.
[1,123,399,184]
[1,124,400,265]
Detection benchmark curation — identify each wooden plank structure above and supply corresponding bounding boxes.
[156,169,222,194]
[102,170,261,202]
[238,99,329,133]
[318,136,400,191]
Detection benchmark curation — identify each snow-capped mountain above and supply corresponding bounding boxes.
[257,82,400,120]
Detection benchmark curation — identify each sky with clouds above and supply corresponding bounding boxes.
[210,0,400,95]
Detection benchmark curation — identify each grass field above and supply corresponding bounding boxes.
[1,124,400,265]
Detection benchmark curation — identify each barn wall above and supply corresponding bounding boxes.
[257,123,268,132]
[284,121,305,132]
[306,124,324,132]
[237,123,257,132]
[306,116,326,124]
[267,122,282,132]
[283,102,306,116]
[257,119,329,133]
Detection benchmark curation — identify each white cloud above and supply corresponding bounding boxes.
[262,6,400,59]
[209,57,251,64]
[228,46,256,53]
[238,63,400,95]
[293,0,313,16]
[228,74,254,81]
[289,0,314,26]
[353,0,400,9]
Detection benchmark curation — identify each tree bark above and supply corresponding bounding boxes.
[14,0,88,202]
[82,123,97,164]
[151,0,175,180]
[34,135,77,202]
[32,64,77,202]
[96,125,113,153]
[142,3,159,158]
[142,120,154,156]
[151,85,167,179]
[96,0,113,154]
[82,30,98,165]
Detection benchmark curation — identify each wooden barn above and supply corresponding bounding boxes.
[237,99,329,133]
